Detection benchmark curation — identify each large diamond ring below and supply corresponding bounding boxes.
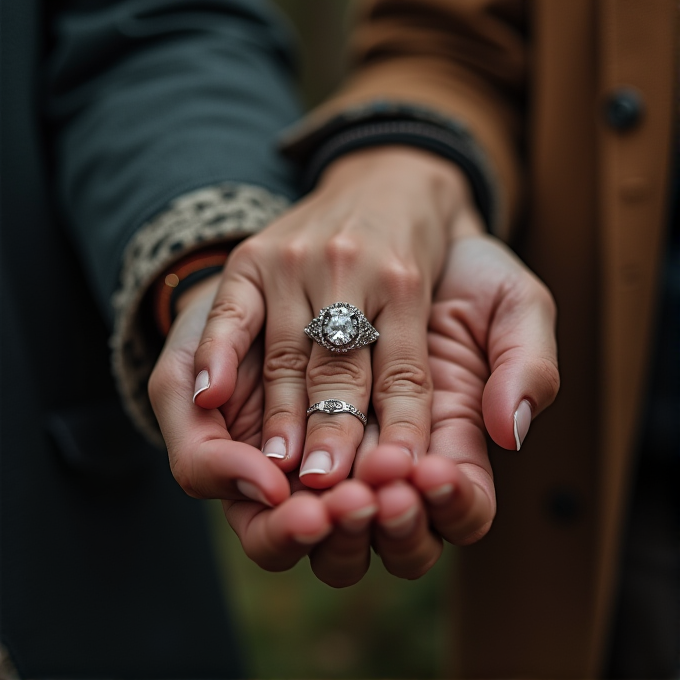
[306,399,368,426]
[304,302,379,352]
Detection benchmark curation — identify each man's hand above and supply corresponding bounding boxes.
[148,275,379,579]
[336,226,560,579]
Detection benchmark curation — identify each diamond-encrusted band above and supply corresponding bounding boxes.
[306,399,368,426]
[304,302,379,352]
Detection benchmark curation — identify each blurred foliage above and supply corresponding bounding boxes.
[208,501,454,679]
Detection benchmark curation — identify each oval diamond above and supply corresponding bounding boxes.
[322,306,357,346]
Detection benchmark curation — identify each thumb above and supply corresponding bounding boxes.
[482,278,560,451]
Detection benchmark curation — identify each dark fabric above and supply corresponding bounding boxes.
[0,0,298,675]
[46,0,303,321]
[605,145,680,680]
[281,103,500,233]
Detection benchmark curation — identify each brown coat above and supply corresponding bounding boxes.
[291,1,677,676]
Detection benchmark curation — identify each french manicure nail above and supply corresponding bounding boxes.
[263,437,286,459]
[292,526,332,545]
[192,370,210,403]
[235,480,273,507]
[425,483,454,506]
[380,506,418,539]
[513,399,533,451]
[339,505,378,534]
[299,450,332,477]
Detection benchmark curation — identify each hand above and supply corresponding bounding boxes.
[191,146,470,489]
[335,218,560,579]
[148,275,379,580]
[148,275,289,505]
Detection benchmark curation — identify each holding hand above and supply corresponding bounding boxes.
[190,146,470,488]
[330,216,559,580]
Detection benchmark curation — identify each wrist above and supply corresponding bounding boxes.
[318,145,477,227]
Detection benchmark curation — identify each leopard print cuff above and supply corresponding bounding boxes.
[111,183,290,446]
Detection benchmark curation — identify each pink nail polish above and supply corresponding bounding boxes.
[263,437,286,460]
[192,369,210,403]
[380,506,418,539]
[425,483,454,506]
[235,480,272,507]
[292,526,332,545]
[513,399,533,451]
[339,505,378,534]
[299,450,332,477]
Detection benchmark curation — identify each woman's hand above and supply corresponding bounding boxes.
[191,146,471,489]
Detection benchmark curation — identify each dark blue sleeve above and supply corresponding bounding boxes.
[47,0,303,317]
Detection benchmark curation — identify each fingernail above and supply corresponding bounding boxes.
[425,483,454,506]
[380,506,418,539]
[235,480,273,507]
[263,437,286,460]
[192,370,210,403]
[399,447,415,460]
[299,450,332,477]
[292,526,332,545]
[339,505,378,534]
[513,399,533,451]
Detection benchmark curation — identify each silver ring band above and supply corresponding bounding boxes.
[306,399,368,427]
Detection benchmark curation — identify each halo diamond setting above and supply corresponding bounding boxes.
[304,302,379,352]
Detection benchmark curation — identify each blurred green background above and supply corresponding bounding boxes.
[209,502,455,679]
[207,3,455,678]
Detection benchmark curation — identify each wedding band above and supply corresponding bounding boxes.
[304,302,379,352]
[306,399,368,426]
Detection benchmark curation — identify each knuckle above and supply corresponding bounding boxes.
[307,357,368,392]
[324,233,363,266]
[280,237,311,269]
[375,359,432,398]
[378,260,424,296]
[231,235,263,262]
[263,343,308,382]
[206,297,248,326]
[196,334,217,357]
[307,416,355,438]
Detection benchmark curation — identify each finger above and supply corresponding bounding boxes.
[223,492,331,572]
[220,333,264,446]
[371,291,433,462]
[422,313,496,543]
[354,443,414,487]
[193,249,265,409]
[481,276,560,451]
[300,304,372,489]
[150,330,289,505]
[374,480,443,579]
[259,297,311,472]
[311,480,377,588]
[411,454,495,546]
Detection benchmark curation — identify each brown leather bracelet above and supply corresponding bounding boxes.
[153,249,230,336]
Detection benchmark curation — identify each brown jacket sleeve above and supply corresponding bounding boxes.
[282,0,528,239]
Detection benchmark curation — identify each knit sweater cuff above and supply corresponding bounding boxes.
[110,183,289,446]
